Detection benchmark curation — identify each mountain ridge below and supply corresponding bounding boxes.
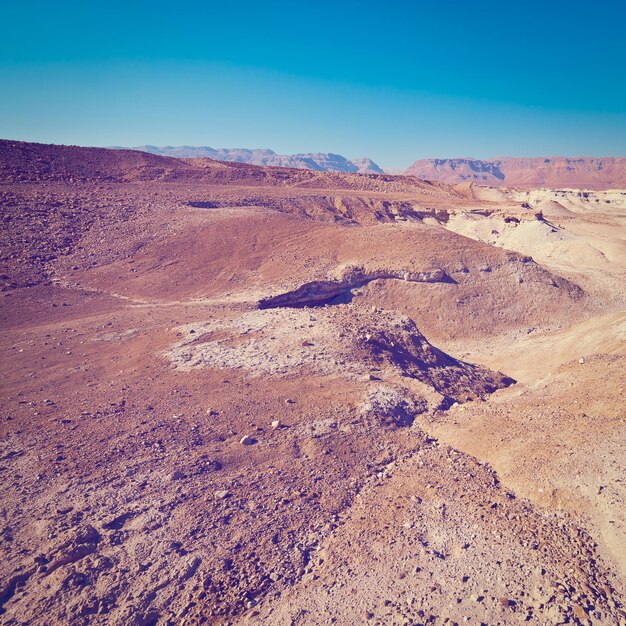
[117,145,384,174]
[404,156,626,189]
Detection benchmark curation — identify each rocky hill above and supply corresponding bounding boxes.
[404,156,626,189]
[123,145,384,174]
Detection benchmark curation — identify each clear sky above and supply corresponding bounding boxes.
[1,0,625,168]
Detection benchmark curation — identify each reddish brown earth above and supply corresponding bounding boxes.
[403,157,626,189]
[1,140,625,625]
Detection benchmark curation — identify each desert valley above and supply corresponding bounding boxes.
[0,139,624,625]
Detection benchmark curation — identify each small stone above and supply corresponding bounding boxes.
[271,420,281,430]
[240,435,255,445]
[578,357,585,364]
[214,490,230,500]
[206,408,219,416]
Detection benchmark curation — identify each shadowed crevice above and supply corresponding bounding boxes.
[258,268,455,309]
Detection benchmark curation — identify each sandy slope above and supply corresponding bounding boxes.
[421,186,626,587]
[438,187,626,308]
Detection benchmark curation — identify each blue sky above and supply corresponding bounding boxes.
[1,0,625,168]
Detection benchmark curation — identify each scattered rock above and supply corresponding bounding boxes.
[360,384,426,427]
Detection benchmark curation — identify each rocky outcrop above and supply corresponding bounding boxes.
[187,195,428,224]
[360,384,428,427]
[258,267,449,309]
[353,313,516,401]
[168,307,514,403]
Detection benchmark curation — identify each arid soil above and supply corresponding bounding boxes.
[1,141,625,625]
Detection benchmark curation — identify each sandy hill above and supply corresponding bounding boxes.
[404,156,626,189]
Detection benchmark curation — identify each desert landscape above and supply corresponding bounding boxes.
[0,139,624,625]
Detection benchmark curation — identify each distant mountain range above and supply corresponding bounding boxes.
[118,146,384,174]
[113,147,626,188]
[403,157,626,189]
